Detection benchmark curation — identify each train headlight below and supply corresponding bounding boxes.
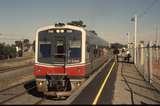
[39,82,42,86]
[77,82,80,86]
[60,30,64,33]
[56,30,60,33]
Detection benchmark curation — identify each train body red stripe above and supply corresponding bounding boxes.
[65,65,86,76]
[34,64,87,77]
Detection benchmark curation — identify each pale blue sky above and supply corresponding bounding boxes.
[0,0,160,44]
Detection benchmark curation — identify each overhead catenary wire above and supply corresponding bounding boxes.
[130,0,159,44]
[138,0,159,18]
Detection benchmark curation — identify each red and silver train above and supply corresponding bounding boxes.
[33,23,109,96]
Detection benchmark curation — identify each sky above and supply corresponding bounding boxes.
[0,0,160,44]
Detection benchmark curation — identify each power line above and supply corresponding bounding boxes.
[138,0,159,18]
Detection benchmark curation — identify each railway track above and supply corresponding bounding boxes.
[0,63,34,74]
[0,55,34,74]
[0,80,31,93]
[0,79,68,105]
[0,55,34,64]
[0,80,36,105]
[34,97,46,105]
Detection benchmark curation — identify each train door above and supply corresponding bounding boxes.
[54,36,66,64]
[55,37,65,58]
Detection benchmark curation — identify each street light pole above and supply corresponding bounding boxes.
[134,15,137,64]
[127,32,130,49]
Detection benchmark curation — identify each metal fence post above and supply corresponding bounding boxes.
[137,44,141,69]
[156,46,159,63]
[144,46,148,81]
[147,42,149,82]
[140,43,144,77]
[148,42,153,83]
[158,48,160,64]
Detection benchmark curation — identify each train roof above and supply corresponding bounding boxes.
[36,24,85,33]
[36,23,109,47]
[87,31,109,47]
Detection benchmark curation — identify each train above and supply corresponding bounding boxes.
[33,23,109,97]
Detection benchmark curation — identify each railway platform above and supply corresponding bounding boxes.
[112,62,160,104]
[70,57,160,105]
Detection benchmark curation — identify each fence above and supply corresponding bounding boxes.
[130,42,160,91]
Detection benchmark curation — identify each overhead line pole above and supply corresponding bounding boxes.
[134,15,137,64]
[127,32,130,49]
[131,15,137,64]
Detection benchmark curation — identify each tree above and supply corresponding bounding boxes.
[110,43,126,49]
[140,41,144,44]
[9,45,16,58]
[0,43,5,59]
[15,40,22,47]
[23,39,30,51]
[15,40,23,57]
[0,43,17,60]
[32,40,35,52]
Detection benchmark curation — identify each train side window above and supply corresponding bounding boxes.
[86,42,90,61]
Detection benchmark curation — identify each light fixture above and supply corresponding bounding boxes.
[56,30,60,33]
[60,30,64,33]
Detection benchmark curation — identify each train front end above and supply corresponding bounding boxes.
[33,24,86,96]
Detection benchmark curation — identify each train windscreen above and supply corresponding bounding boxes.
[38,29,82,64]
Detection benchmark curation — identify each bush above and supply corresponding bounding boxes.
[0,43,17,60]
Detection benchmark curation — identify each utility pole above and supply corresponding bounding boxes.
[156,25,159,46]
[155,24,159,63]
[127,32,130,49]
[134,15,137,64]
